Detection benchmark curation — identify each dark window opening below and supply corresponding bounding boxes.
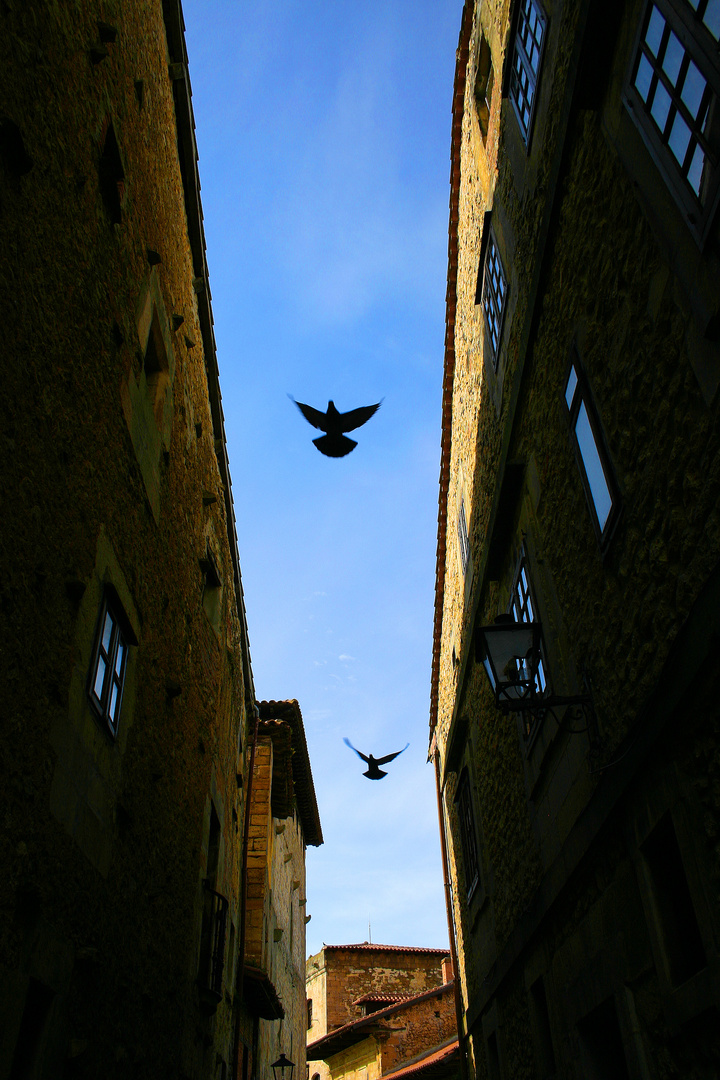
[0,117,33,177]
[458,497,471,576]
[529,975,556,1079]
[99,122,124,224]
[307,998,313,1029]
[576,996,630,1080]
[143,308,169,427]
[509,0,547,145]
[642,812,707,986]
[456,769,480,900]
[88,592,128,739]
[475,35,495,139]
[200,546,223,630]
[486,1030,502,1080]
[198,804,228,1011]
[9,978,55,1080]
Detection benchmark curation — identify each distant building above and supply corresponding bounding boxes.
[431,0,720,1075]
[245,701,323,1080]
[0,3,320,1078]
[307,945,459,1080]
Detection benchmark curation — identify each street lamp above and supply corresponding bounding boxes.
[272,1054,295,1080]
[475,614,595,734]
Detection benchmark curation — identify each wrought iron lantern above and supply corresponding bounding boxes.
[272,1054,295,1080]
[475,613,542,712]
[475,614,595,734]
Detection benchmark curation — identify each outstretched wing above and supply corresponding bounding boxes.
[337,401,382,433]
[375,742,409,767]
[289,395,329,432]
[343,737,369,764]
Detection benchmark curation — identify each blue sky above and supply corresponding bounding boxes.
[182,0,460,956]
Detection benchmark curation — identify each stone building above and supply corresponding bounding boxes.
[244,700,323,1080]
[307,946,458,1080]
[0,3,319,1079]
[431,0,720,1076]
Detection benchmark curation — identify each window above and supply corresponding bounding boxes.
[143,308,169,427]
[88,593,128,738]
[509,0,547,144]
[576,997,630,1079]
[475,34,495,140]
[98,121,124,225]
[486,1030,503,1080]
[480,230,508,366]
[641,813,707,986]
[458,497,471,576]
[456,769,480,899]
[307,998,313,1029]
[529,975,556,1079]
[564,356,619,546]
[625,0,720,241]
[510,554,547,738]
[200,546,223,630]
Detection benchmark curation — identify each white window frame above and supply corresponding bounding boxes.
[624,0,720,244]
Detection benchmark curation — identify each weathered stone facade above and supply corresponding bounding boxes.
[0,4,320,1079]
[432,0,720,1075]
[307,946,457,1080]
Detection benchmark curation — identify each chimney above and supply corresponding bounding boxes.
[441,956,453,984]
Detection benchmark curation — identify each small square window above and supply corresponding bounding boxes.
[564,355,620,546]
[624,0,720,242]
[509,0,547,145]
[88,594,128,738]
[480,230,508,366]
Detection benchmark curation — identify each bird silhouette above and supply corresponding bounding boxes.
[343,737,409,780]
[289,396,381,457]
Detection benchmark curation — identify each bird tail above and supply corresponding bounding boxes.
[364,769,387,780]
[313,433,358,457]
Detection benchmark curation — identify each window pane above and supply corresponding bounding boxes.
[101,610,114,654]
[687,141,707,196]
[93,656,107,699]
[575,402,613,530]
[645,5,666,55]
[109,682,119,725]
[565,365,578,409]
[668,112,692,165]
[662,30,684,85]
[703,0,720,39]
[651,80,672,130]
[681,59,706,117]
[635,53,655,101]
[114,640,125,677]
[535,656,547,693]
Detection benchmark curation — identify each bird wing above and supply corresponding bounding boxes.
[337,401,382,433]
[343,737,370,764]
[375,743,409,767]
[289,395,329,432]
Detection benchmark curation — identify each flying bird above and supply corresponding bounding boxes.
[343,737,409,780]
[289,396,382,457]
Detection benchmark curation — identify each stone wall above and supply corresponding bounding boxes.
[0,2,253,1077]
[434,0,720,1073]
